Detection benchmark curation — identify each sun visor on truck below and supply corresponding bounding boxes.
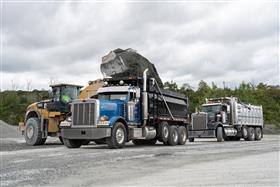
[101,48,163,87]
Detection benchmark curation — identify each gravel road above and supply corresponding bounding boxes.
[0,121,279,187]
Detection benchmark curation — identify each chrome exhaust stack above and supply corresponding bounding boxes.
[142,68,149,127]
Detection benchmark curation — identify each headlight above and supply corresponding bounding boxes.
[99,115,109,121]
[60,120,71,127]
[66,116,72,122]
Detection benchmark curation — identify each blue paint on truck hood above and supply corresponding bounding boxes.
[99,99,125,126]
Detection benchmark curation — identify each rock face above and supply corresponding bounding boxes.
[101,48,163,87]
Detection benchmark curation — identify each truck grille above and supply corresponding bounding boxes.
[73,102,96,126]
[192,113,207,130]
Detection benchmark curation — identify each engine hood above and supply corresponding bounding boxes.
[99,99,125,120]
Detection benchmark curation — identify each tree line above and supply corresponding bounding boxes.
[0,81,279,127]
[164,80,280,127]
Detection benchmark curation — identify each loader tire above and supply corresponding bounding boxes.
[157,121,169,143]
[178,126,187,145]
[167,126,179,146]
[217,127,224,142]
[255,127,262,141]
[107,122,127,149]
[63,138,82,148]
[247,127,255,141]
[24,118,46,146]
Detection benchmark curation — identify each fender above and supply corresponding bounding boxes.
[215,123,224,137]
[109,116,127,128]
[25,110,41,123]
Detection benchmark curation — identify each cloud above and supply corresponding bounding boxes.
[2,1,279,91]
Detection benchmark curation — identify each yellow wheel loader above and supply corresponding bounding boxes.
[19,81,103,146]
[19,84,82,145]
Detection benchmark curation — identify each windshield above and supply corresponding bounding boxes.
[52,86,80,103]
[202,105,221,113]
[98,92,128,101]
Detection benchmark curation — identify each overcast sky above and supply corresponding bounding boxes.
[1,0,279,91]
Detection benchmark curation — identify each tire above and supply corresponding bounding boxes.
[242,126,248,140]
[178,126,187,145]
[106,122,127,149]
[132,139,157,146]
[24,118,46,146]
[59,136,64,144]
[167,126,179,146]
[63,138,82,148]
[247,127,255,141]
[189,138,195,142]
[157,121,169,143]
[216,127,224,142]
[255,127,262,141]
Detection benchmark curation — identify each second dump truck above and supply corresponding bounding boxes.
[61,49,189,148]
[188,97,263,142]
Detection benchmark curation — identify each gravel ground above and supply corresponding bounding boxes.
[0,120,279,187]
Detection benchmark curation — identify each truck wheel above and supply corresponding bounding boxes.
[24,118,46,146]
[107,122,127,149]
[157,121,169,143]
[247,127,255,141]
[216,127,224,142]
[167,126,179,146]
[242,126,248,140]
[132,139,157,146]
[189,138,195,142]
[63,138,82,148]
[178,126,187,145]
[255,127,262,141]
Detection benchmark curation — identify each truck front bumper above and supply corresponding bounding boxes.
[188,129,216,138]
[61,127,111,140]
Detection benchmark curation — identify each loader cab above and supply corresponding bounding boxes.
[48,84,83,112]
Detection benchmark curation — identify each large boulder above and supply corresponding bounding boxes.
[101,48,163,87]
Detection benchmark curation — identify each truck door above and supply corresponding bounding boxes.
[127,88,141,124]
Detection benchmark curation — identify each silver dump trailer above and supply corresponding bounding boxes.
[188,97,263,142]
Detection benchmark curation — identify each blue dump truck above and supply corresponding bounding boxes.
[60,49,189,148]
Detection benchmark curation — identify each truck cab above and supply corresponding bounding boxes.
[97,86,142,126]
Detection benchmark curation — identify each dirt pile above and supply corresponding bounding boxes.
[101,48,163,87]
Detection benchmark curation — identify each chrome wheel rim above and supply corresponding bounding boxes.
[243,128,248,137]
[181,130,186,141]
[26,126,34,139]
[163,126,169,139]
[173,131,178,142]
[116,128,125,144]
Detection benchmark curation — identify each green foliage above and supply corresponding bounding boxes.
[164,81,280,125]
[0,90,48,125]
[0,81,279,126]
